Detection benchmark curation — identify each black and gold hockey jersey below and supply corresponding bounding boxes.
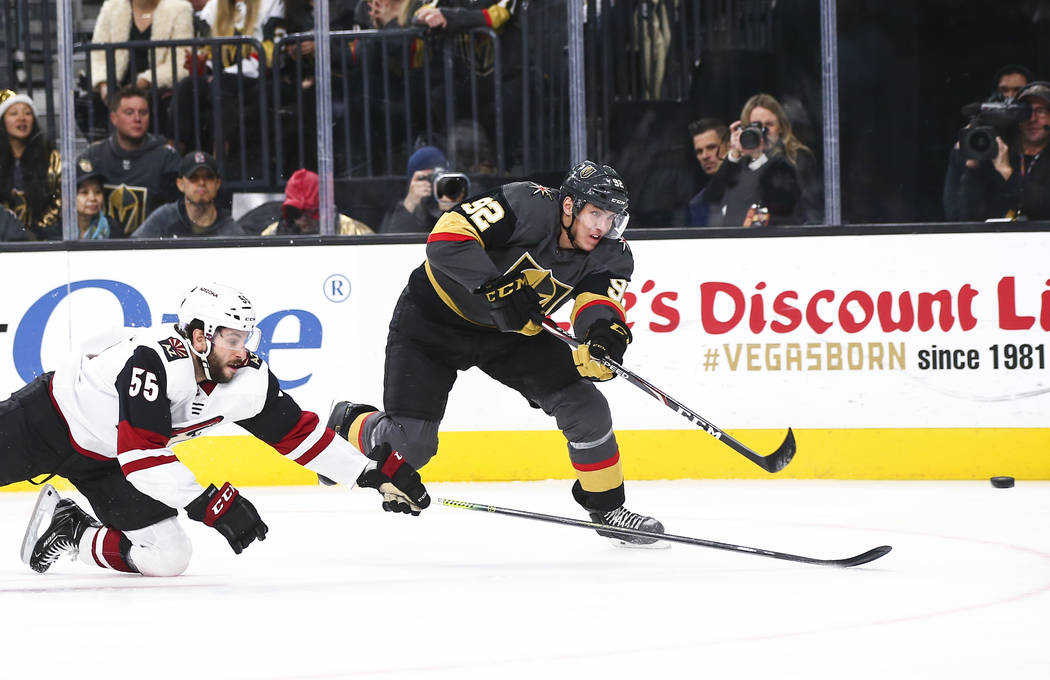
[78,134,180,236]
[410,180,633,335]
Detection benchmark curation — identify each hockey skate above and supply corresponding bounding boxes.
[22,484,101,573]
[319,401,380,485]
[589,506,669,549]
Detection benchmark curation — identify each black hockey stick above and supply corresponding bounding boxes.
[541,319,796,473]
[437,497,891,567]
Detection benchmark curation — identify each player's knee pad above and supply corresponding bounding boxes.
[544,381,614,444]
[373,414,440,469]
[124,517,193,577]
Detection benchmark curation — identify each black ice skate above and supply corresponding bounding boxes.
[319,401,380,485]
[22,485,101,573]
[590,506,669,549]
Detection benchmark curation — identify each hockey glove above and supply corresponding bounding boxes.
[477,272,544,335]
[572,318,632,381]
[186,482,268,554]
[356,443,431,516]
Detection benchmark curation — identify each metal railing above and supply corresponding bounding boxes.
[75,36,274,190]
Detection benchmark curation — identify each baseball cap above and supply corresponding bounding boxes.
[75,157,106,187]
[179,150,219,178]
[1018,81,1050,105]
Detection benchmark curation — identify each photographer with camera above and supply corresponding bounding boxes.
[702,94,810,227]
[944,80,1050,222]
[380,146,471,233]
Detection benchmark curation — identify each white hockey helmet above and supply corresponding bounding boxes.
[177,283,256,341]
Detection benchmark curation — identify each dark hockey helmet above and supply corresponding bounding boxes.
[559,160,631,238]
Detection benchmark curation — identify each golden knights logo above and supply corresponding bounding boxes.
[528,182,556,200]
[7,188,27,223]
[106,183,149,234]
[503,252,572,313]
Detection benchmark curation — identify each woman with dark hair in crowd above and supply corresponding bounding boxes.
[0,90,61,240]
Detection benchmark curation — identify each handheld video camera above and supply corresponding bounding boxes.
[739,122,769,150]
[958,95,1031,161]
[431,168,470,201]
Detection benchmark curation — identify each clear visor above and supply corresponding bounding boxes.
[210,327,260,352]
[606,211,630,240]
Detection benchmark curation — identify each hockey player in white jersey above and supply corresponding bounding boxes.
[3,283,430,576]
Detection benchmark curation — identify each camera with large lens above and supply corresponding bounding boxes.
[431,168,470,201]
[958,95,1031,161]
[739,122,768,150]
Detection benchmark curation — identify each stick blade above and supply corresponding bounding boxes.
[836,545,893,568]
[760,427,797,473]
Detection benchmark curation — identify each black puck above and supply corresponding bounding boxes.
[990,476,1015,488]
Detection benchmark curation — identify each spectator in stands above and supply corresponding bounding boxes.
[742,93,822,223]
[78,0,195,140]
[189,0,211,36]
[0,205,29,241]
[260,168,374,235]
[170,0,283,155]
[413,1,523,172]
[133,150,242,237]
[79,85,180,237]
[703,93,817,227]
[379,146,469,233]
[944,81,1050,222]
[993,64,1032,101]
[685,117,727,227]
[74,159,111,240]
[0,90,61,240]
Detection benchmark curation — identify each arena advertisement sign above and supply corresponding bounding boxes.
[0,231,1046,482]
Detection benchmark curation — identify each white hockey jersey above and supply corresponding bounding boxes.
[49,325,368,510]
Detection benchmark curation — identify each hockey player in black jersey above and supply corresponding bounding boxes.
[330,160,665,546]
[3,283,430,576]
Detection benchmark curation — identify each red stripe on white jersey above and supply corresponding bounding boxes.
[47,377,109,460]
[294,427,335,466]
[121,454,178,476]
[272,411,321,455]
[117,420,169,454]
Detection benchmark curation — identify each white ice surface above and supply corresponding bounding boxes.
[1,479,1047,680]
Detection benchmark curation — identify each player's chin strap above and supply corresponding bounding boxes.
[561,211,585,252]
[189,338,214,381]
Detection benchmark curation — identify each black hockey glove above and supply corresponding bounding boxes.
[572,318,632,381]
[477,272,544,335]
[186,482,268,554]
[356,443,431,516]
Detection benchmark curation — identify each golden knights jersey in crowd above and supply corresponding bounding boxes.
[410,179,633,332]
[78,134,180,236]
[48,325,368,510]
[415,0,521,78]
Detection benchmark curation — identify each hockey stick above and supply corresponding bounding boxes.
[437,497,891,568]
[541,319,796,473]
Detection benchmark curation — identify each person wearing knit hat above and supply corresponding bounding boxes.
[0,89,62,240]
[379,145,470,233]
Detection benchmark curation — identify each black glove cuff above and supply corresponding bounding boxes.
[185,484,218,523]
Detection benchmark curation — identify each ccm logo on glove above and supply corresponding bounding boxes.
[186,482,268,554]
[573,318,632,381]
